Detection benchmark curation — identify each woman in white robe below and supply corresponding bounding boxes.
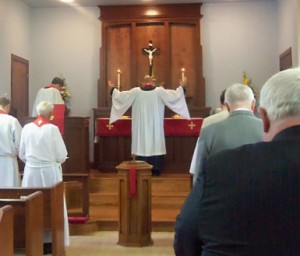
[19,101,70,249]
[0,96,22,187]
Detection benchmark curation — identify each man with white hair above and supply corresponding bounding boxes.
[19,101,69,254]
[190,83,262,185]
[174,67,300,256]
[0,96,22,187]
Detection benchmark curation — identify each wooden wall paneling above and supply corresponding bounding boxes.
[62,117,90,173]
[170,22,196,91]
[99,4,202,20]
[97,3,205,112]
[279,47,292,71]
[135,22,168,84]
[98,137,131,172]
[107,24,132,92]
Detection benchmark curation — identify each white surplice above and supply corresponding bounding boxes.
[32,87,64,116]
[110,86,190,156]
[0,113,22,187]
[19,122,70,246]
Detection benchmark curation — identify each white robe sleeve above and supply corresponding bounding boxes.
[109,88,138,123]
[32,88,64,116]
[158,86,190,119]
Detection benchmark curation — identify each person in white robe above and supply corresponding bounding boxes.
[109,75,190,175]
[31,77,65,117]
[0,96,22,187]
[19,101,70,252]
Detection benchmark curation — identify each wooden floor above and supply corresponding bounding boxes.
[65,170,192,234]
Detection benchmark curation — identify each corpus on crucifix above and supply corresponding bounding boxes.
[142,40,159,77]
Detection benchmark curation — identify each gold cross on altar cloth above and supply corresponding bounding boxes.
[106,123,114,130]
[188,122,196,130]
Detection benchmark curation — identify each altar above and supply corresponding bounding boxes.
[94,117,203,173]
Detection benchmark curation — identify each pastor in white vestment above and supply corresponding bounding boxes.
[0,97,22,187]
[19,101,70,246]
[109,76,190,174]
[32,77,65,117]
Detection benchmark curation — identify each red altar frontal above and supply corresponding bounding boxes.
[94,118,203,173]
[96,118,203,137]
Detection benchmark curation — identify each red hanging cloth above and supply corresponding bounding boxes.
[129,167,137,198]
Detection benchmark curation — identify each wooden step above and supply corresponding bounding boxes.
[65,172,191,232]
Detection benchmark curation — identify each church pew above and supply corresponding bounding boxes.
[0,205,14,256]
[0,182,65,256]
[0,191,43,256]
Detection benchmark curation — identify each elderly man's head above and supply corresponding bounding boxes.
[259,67,300,141]
[36,101,54,118]
[260,67,300,122]
[224,83,255,112]
[0,96,11,113]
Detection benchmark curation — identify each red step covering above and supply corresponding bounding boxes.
[68,216,88,224]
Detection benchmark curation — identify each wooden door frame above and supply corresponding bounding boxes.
[11,54,29,123]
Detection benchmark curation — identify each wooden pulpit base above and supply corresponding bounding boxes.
[116,160,153,247]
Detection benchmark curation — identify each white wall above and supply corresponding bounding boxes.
[0,0,31,96]
[201,1,278,110]
[30,7,100,117]
[278,0,299,67]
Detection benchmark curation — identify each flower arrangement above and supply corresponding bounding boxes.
[242,71,258,100]
[59,78,71,101]
[243,71,251,86]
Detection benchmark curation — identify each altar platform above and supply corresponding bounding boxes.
[94,117,203,174]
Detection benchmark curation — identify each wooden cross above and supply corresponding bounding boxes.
[188,122,196,130]
[106,123,114,130]
[142,40,159,76]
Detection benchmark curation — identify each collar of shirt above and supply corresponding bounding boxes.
[232,108,251,112]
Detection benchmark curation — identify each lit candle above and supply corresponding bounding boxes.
[181,68,185,80]
[117,69,121,87]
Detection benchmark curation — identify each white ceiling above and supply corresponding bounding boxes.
[20,0,275,8]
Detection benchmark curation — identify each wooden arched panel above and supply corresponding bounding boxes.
[96,3,210,118]
[170,23,198,95]
[135,22,167,85]
[106,24,132,91]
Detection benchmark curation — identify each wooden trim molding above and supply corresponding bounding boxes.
[99,3,202,20]
[280,47,292,71]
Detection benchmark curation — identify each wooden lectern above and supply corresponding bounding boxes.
[116,160,153,247]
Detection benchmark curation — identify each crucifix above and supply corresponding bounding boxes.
[142,40,159,77]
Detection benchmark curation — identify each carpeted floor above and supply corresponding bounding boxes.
[65,231,175,256]
[14,231,175,255]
